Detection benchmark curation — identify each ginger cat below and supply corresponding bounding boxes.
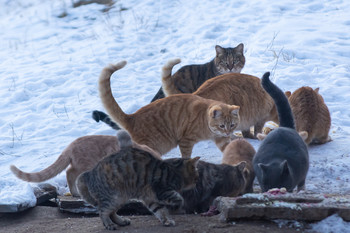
[98,61,240,158]
[10,134,161,196]
[285,87,331,145]
[222,138,256,194]
[163,70,279,138]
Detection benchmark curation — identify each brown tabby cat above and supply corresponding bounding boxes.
[222,138,256,194]
[285,87,331,145]
[163,72,279,139]
[151,43,245,102]
[10,134,161,196]
[98,61,240,158]
[76,130,200,230]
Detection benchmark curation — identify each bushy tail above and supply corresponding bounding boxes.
[99,61,130,130]
[116,130,133,149]
[92,110,120,130]
[161,58,182,96]
[10,152,70,183]
[261,72,295,129]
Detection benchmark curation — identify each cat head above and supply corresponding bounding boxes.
[256,160,295,192]
[214,43,245,74]
[166,157,200,190]
[207,104,240,137]
[228,161,248,196]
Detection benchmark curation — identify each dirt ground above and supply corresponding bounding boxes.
[0,206,315,233]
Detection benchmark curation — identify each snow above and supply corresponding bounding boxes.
[0,0,349,230]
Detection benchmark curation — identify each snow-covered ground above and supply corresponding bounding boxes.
[0,0,349,231]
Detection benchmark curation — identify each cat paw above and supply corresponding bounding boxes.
[162,219,175,227]
[118,217,131,226]
[104,223,118,230]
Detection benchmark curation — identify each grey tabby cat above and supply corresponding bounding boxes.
[253,72,309,192]
[76,130,200,230]
[151,43,245,101]
[178,160,247,214]
[91,43,245,126]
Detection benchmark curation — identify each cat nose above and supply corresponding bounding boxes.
[228,64,234,70]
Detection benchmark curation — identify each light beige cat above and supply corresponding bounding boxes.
[222,138,256,193]
[162,66,279,138]
[98,61,240,158]
[10,134,161,196]
[285,87,331,145]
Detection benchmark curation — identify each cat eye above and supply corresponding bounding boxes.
[219,125,225,129]
[230,124,235,128]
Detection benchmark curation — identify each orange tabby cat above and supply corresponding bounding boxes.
[163,68,279,138]
[222,138,256,193]
[10,134,161,196]
[285,87,331,145]
[99,61,240,158]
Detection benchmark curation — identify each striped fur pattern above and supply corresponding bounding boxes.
[98,61,240,158]
[177,160,247,214]
[253,72,309,192]
[285,87,331,145]
[10,133,161,196]
[76,131,200,230]
[158,43,245,101]
[222,138,256,193]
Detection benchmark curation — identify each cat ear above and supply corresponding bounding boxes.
[236,161,246,172]
[258,163,268,173]
[285,91,292,98]
[314,87,320,93]
[280,160,290,175]
[215,45,225,56]
[299,131,308,141]
[230,106,240,116]
[190,156,201,167]
[209,106,222,118]
[236,43,244,54]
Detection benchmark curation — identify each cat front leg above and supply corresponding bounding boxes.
[297,179,306,192]
[242,129,255,139]
[254,121,266,138]
[147,202,176,226]
[179,140,195,158]
[99,209,119,230]
[110,212,131,226]
[214,137,231,151]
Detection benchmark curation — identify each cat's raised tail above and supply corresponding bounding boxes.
[117,130,133,149]
[162,58,182,96]
[99,61,131,130]
[261,72,295,129]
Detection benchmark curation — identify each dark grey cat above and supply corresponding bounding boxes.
[76,130,200,230]
[92,44,245,129]
[253,72,309,192]
[178,160,247,214]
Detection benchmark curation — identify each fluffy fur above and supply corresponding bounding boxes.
[76,130,200,230]
[159,44,245,100]
[98,61,240,158]
[285,87,331,145]
[178,160,247,214]
[10,134,161,196]
[222,138,256,193]
[253,72,309,192]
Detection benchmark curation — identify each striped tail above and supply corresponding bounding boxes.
[261,72,295,129]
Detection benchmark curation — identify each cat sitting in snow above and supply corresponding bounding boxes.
[253,72,309,192]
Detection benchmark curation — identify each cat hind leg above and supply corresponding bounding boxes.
[110,212,130,226]
[147,202,175,226]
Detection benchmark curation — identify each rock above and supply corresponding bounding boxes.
[214,192,350,222]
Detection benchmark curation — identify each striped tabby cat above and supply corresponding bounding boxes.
[76,130,200,230]
[151,43,245,102]
[98,61,240,158]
